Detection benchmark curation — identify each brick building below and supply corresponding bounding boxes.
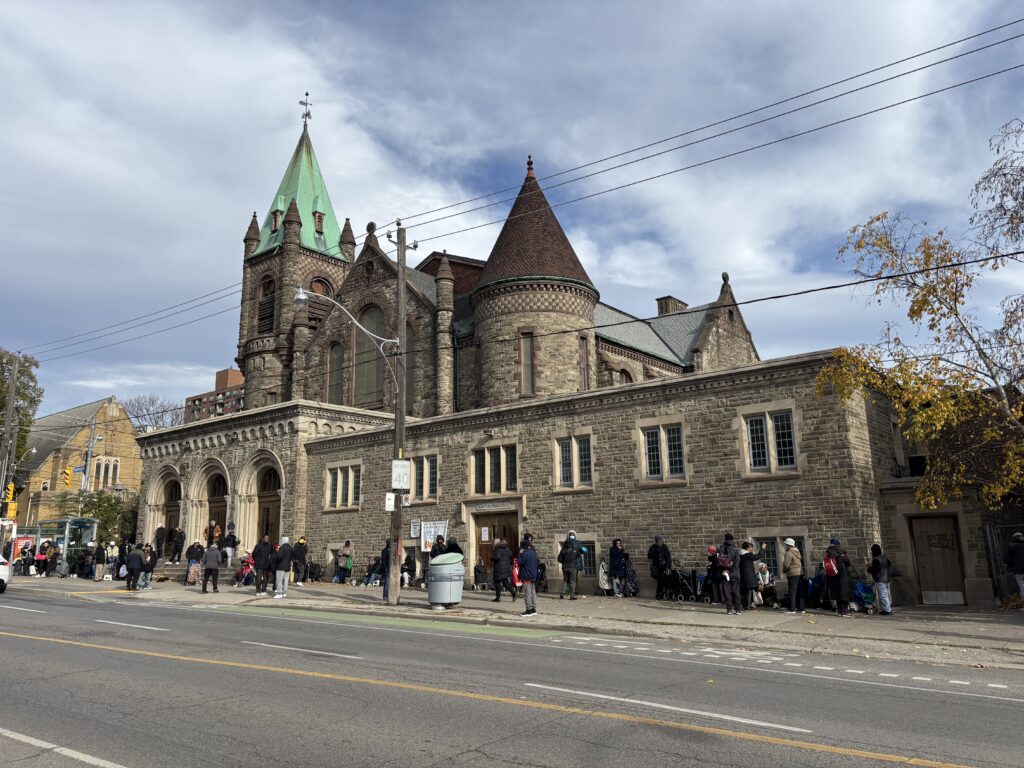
[137,125,995,606]
[184,368,245,423]
[17,397,142,525]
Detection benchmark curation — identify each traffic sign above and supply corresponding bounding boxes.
[391,459,411,490]
[72,466,85,474]
[401,494,411,507]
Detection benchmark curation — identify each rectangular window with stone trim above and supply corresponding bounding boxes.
[637,418,687,485]
[410,455,439,501]
[325,463,362,510]
[519,332,535,395]
[555,433,594,490]
[743,409,799,474]
[470,444,518,496]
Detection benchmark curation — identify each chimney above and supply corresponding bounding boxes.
[656,296,688,316]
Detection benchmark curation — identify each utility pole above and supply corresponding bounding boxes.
[0,353,20,492]
[79,417,98,513]
[387,220,413,606]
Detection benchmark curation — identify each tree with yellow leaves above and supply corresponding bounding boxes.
[819,120,1023,511]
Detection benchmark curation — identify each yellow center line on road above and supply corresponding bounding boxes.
[0,630,973,768]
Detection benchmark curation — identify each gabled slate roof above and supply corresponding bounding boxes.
[476,158,594,292]
[22,399,112,473]
[648,302,717,366]
[252,125,345,259]
[594,304,682,365]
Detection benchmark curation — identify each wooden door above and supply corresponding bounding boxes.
[476,513,518,579]
[910,516,965,605]
[258,497,280,543]
[164,503,180,556]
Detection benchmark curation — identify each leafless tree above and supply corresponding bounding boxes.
[120,394,185,430]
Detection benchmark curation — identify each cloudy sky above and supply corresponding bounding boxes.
[2,0,1022,415]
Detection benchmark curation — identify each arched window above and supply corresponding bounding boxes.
[102,462,110,487]
[257,277,276,334]
[354,305,384,406]
[166,480,182,503]
[307,278,333,332]
[620,369,633,384]
[327,342,344,404]
[209,474,228,499]
[258,467,282,493]
[112,461,119,484]
[94,461,102,490]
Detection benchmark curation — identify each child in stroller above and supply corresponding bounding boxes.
[623,561,639,597]
[535,561,549,593]
[853,580,877,614]
[233,552,256,587]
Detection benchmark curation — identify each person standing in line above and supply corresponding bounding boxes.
[154,525,166,559]
[34,541,49,577]
[739,541,765,609]
[93,540,107,582]
[292,536,309,586]
[1005,532,1024,610]
[201,542,221,594]
[429,535,446,559]
[222,526,238,568]
[824,538,853,617]
[381,539,391,603]
[491,538,516,602]
[718,534,742,615]
[517,534,538,618]
[557,531,581,600]
[445,537,463,556]
[866,543,893,616]
[609,539,627,597]
[252,533,273,596]
[646,535,672,600]
[782,538,805,614]
[273,537,292,599]
[206,519,217,547]
[335,540,352,584]
[125,544,145,591]
[170,527,185,564]
[140,545,157,590]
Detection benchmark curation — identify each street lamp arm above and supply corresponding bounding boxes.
[294,287,400,389]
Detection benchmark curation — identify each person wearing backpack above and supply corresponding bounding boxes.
[866,543,893,615]
[646,535,672,600]
[824,538,853,616]
[782,538,805,613]
[718,534,742,614]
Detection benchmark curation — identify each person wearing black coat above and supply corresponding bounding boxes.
[93,543,107,582]
[1005,532,1024,609]
[646,536,672,600]
[154,526,166,558]
[609,539,627,597]
[429,535,446,559]
[125,546,145,591]
[252,534,273,596]
[824,538,853,616]
[185,542,204,563]
[445,538,463,556]
[718,534,742,614]
[274,538,293,598]
[739,541,766,609]
[170,528,185,564]
[491,539,516,602]
[292,537,309,586]
[380,540,391,603]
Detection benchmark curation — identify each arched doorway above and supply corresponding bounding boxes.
[208,474,228,539]
[257,467,282,543]
[163,480,182,556]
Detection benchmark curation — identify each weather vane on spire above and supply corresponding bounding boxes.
[300,91,312,125]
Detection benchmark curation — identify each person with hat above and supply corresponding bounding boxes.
[557,530,582,599]
[866,543,893,615]
[609,538,628,597]
[646,535,672,600]
[824,538,853,616]
[1004,532,1024,609]
[782,537,805,613]
[718,533,742,614]
[517,533,539,617]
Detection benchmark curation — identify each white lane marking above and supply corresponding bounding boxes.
[948,680,970,686]
[656,649,672,653]
[0,726,129,768]
[846,669,865,674]
[0,604,46,613]
[987,684,1008,689]
[240,641,361,660]
[94,620,167,632]
[912,677,932,681]
[592,643,608,647]
[118,601,1024,705]
[613,645,628,649]
[814,666,834,671]
[525,683,813,734]
[679,651,696,656]
[783,663,803,667]
[879,673,899,678]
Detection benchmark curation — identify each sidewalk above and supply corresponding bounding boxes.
[62,576,1024,669]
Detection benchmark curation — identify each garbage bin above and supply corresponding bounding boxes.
[427,552,465,609]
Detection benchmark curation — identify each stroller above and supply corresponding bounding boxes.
[623,561,639,597]
[536,561,549,593]
[233,554,256,587]
[184,561,201,586]
[664,560,691,601]
[853,580,877,614]
[307,562,323,583]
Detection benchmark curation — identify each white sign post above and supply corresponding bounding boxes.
[385,492,396,512]
[391,460,412,490]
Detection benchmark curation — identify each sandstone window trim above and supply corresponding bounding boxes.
[735,401,804,480]
[745,526,811,580]
[634,416,690,487]
[468,441,519,497]
[324,462,363,511]
[551,428,595,493]
[409,454,440,504]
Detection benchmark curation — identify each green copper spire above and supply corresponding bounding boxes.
[252,125,345,259]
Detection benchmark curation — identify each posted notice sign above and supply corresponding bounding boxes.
[420,520,448,552]
[391,460,411,490]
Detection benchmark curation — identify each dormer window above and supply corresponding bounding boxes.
[314,211,325,234]
[271,210,282,232]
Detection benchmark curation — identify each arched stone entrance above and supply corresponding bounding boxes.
[236,450,285,551]
[162,480,182,557]
[208,474,228,539]
[185,460,232,545]
[144,467,182,550]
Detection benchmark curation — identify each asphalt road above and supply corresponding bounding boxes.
[0,585,1021,768]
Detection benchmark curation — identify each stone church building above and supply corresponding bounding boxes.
[137,126,995,606]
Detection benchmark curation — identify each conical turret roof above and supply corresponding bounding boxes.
[252,125,346,259]
[476,157,594,292]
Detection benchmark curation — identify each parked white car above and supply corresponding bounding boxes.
[0,551,11,593]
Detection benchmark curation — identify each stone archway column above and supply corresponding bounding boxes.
[235,494,257,552]
[144,504,164,546]
[186,500,209,545]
